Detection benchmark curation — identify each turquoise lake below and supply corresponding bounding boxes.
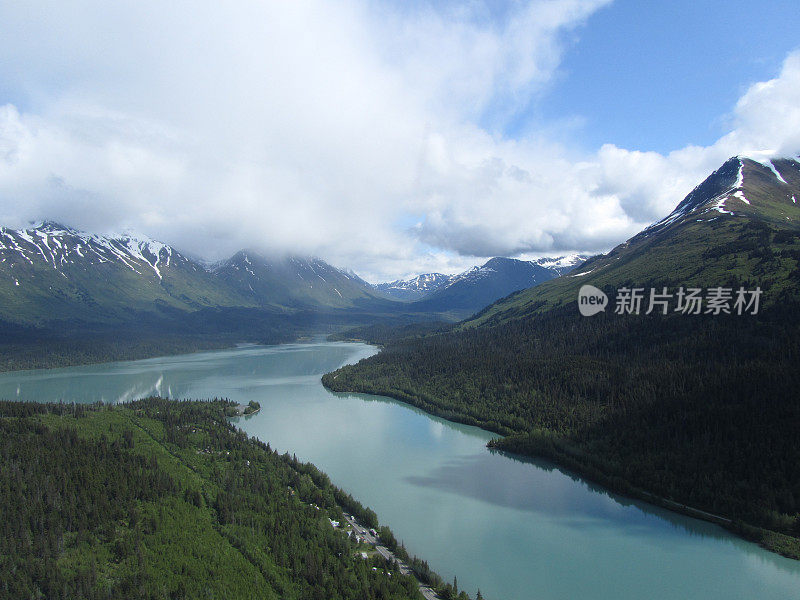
[1,340,799,600]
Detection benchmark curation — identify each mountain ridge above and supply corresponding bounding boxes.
[0,219,591,329]
[0,221,386,328]
[407,255,587,316]
[375,254,588,305]
[322,154,800,558]
[466,154,800,326]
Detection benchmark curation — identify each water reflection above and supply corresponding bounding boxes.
[2,341,799,600]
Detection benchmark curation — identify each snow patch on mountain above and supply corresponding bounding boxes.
[376,254,588,301]
[377,272,455,293]
[0,222,181,280]
[738,151,790,184]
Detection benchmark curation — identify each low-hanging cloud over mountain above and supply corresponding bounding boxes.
[0,1,798,281]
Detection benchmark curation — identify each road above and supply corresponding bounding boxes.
[342,514,439,600]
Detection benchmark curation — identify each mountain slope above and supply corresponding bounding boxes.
[469,155,800,326]
[412,257,562,315]
[324,155,800,557]
[374,273,456,301]
[377,255,586,306]
[383,254,585,317]
[0,222,252,327]
[213,251,380,310]
[0,223,390,331]
[0,399,430,599]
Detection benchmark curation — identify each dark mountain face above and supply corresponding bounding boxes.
[643,156,800,237]
[644,157,743,235]
[212,251,380,310]
[374,255,587,312]
[409,255,585,316]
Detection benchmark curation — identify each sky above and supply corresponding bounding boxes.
[0,1,799,282]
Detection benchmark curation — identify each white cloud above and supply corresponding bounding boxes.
[0,1,798,283]
[408,49,800,272]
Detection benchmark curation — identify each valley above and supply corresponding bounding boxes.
[1,341,798,600]
[0,221,583,371]
[2,155,800,598]
[323,156,800,559]
[5,5,800,598]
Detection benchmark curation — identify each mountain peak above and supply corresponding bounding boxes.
[375,254,587,308]
[30,220,76,233]
[0,220,187,283]
[644,155,800,236]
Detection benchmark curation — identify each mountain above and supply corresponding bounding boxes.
[374,273,456,301]
[375,254,586,311]
[213,251,380,310]
[0,222,384,332]
[408,255,587,316]
[323,155,800,558]
[0,219,584,333]
[530,254,588,276]
[469,154,800,325]
[0,222,250,327]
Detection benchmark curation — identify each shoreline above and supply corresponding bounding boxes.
[4,336,796,564]
[321,354,800,562]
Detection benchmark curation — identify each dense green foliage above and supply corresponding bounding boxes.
[324,158,800,559]
[243,401,261,415]
[328,321,452,345]
[0,305,429,372]
[325,301,800,557]
[0,399,429,600]
[0,334,235,373]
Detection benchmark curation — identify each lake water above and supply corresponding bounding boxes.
[2,340,799,600]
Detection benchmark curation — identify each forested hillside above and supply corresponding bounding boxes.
[0,399,467,600]
[323,156,800,559]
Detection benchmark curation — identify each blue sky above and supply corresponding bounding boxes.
[535,0,800,153]
[0,0,799,281]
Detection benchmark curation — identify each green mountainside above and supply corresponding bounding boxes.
[0,221,588,371]
[323,156,800,558]
[0,224,406,369]
[0,223,390,331]
[0,399,470,600]
[469,156,800,325]
[213,251,387,310]
[0,222,253,327]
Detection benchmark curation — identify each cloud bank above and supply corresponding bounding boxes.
[0,1,798,281]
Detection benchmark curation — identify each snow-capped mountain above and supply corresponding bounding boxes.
[531,254,589,276]
[554,154,800,290]
[0,222,382,327]
[375,273,456,301]
[0,219,589,328]
[644,155,800,237]
[375,254,588,304]
[368,254,588,316]
[0,221,250,326]
[0,221,196,280]
[411,256,586,315]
